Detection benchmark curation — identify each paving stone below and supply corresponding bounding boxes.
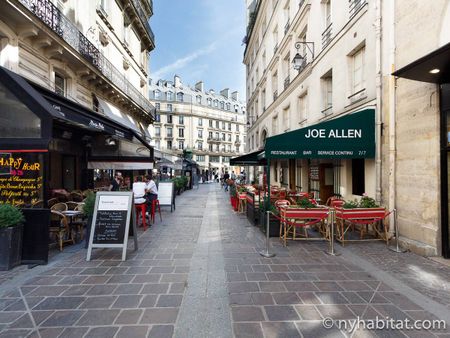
[258,282,287,292]
[266,272,290,281]
[342,291,368,304]
[0,329,31,338]
[107,274,135,284]
[59,327,89,338]
[252,265,271,272]
[250,293,274,305]
[141,283,169,294]
[57,276,88,285]
[140,308,179,324]
[272,292,302,305]
[157,295,183,307]
[160,273,188,283]
[294,304,323,320]
[2,299,25,311]
[82,276,110,284]
[76,309,120,326]
[114,309,143,324]
[227,272,247,282]
[113,284,143,295]
[228,282,259,293]
[314,281,344,291]
[147,325,174,338]
[231,306,265,322]
[33,297,85,310]
[61,285,92,296]
[261,321,301,338]
[30,310,54,325]
[287,272,317,281]
[379,292,422,310]
[84,326,119,338]
[36,327,63,338]
[316,304,356,319]
[315,292,350,304]
[112,295,142,308]
[79,296,116,309]
[139,295,158,308]
[27,286,67,297]
[131,274,162,283]
[116,325,149,338]
[296,321,346,338]
[339,281,374,291]
[8,313,33,328]
[169,282,186,294]
[229,293,253,306]
[264,305,300,321]
[40,310,85,327]
[150,266,175,273]
[233,322,264,338]
[79,267,109,275]
[284,281,318,292]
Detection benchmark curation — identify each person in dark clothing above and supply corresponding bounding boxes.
[110,172,122,191]
[223,171,230,191]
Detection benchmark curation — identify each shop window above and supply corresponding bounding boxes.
[55,73,66,96]
[352,159,365,195]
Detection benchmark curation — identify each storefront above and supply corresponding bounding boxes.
[393,42,450,258]
[260,108,376,204]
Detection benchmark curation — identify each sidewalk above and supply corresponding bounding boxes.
[0,184,449,338]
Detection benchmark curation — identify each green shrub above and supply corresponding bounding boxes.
[0,204,25,228]
[296,197,317,209]
[83,192,96,217]
[359,195,379,208]
[342,199,359,209]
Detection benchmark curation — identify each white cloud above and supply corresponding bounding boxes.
[151,41,217,80]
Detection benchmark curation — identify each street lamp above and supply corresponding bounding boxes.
[292,41,315,70]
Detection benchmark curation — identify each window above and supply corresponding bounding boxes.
[198,129,203,138]
[167,91,173,101]
[272,115,278,134]
[210,156,220,163]
[198,142,203,151]
[228,134,231,142]
[214,100,218,107]
[209,120,213,127]
[216,120,219,128]
[352,159,365,195]
[207,98,212,106]
[178,140,184,150]
[155,127,161,137]
[236,124,239,132]
[155,113,161,122]
[167,127,173,137]
[220,101,224,109]
[228,122,231,131]
[324,0,332,27]
[227,145,231,152]
[154,90,161,100]
[235,104,239,113]
[55,73,65,96]
[179,128,184,137]
[196,155,205,162]
[208,131,213,139]
[215,144,220,152]
[235,146,240,152]
[321,71,333,112]
[352,46,365,93]
[215,132,219,139]
[236,135,240,142]
[155,140,160,149]
[209,144,213,151]
[177,92,184,102]
[198,118,203,126]
[222,156,230,162]
[251,135,255,150]
[167,140,172,149]
[196,95,202,104]
[155,103,160,111]
[179,115,184,124]
[226,103,231,111]
[167,114,173,123]
[298,93,308,122]
[221,133,225,141]
[272,71,278,100]
[167,104,173,112]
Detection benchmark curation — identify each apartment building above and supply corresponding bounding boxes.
[149,75,246,175]
[244,0,378,203]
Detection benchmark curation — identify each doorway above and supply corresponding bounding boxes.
[441,83,450,258]
[319,163,334,204]
[62,155,76,191]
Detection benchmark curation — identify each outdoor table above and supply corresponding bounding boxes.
[61,210,84,242]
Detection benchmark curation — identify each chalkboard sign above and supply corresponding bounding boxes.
[158,182,175,212]
[87,192,138,261]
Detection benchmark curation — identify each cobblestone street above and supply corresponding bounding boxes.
[1,184,450,338]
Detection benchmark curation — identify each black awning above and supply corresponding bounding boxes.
[230,150,266,165]
[392,42,450,84]
[29,82,133,140]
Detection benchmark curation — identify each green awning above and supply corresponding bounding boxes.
[263,108,375,159]
[230,150,266,165]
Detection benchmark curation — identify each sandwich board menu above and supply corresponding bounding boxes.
[87,191,138,261]
[158,182,175,211]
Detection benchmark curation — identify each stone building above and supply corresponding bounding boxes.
[0,0,155,194]
[244,0,380,203]
[148,75,246,175]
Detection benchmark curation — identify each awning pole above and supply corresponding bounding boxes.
[267,158,271,210]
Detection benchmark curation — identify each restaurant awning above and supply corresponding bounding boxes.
[392,42,450,84]
[230,150,266,165]
[87,161,153,170]
[262,108,375,160]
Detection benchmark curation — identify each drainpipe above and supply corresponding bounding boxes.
[388,0,397,236]
[374,0,383,204]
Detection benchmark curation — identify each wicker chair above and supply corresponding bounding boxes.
[51,202,68,212]
[47,198,59,208]
[69,192,83,202]
[49,210,73,251]
[66,201,79,210]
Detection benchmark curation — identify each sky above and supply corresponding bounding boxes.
[149,0,247,100]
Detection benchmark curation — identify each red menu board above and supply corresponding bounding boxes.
[0,152,44,207]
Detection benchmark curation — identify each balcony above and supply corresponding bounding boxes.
[273,43,278,55]
[18,0,155,120]
[128,0,155,50]
[322,23,333,48]
[284,19,290,35]
[284,75,290,90]
[207,137,221,143]
[349,0,367,18]
[273,90,278,102]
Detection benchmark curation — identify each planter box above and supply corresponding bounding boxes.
[0,224,23,271]
[246,193,259,226]
[259,210,280,237]
[335,207,386,221]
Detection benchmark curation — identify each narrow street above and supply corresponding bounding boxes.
[1,184,450,338]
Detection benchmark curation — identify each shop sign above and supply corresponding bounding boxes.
[0,152,44,206]
[309,166,319,181]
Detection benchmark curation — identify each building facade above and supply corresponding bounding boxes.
[148,75,246,175]
[244,0,379,202]
[0,0,155,199]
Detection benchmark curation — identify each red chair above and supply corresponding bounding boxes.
[135,203,147,231]
[151,199,162,224]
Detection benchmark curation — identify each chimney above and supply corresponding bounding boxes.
[231,91,239,101]
[195,81,204,92]
[220,88,230,98]
[174,75,181,88]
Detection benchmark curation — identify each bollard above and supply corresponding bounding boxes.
[259,210,276,258]
[325,210,340,256]
[388,209,407,253]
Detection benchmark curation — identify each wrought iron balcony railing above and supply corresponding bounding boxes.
[18,0,155,119]
[284,75,290,90]
[349,0,366,18]
[322,23,333,48]
[130,0,155,44]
